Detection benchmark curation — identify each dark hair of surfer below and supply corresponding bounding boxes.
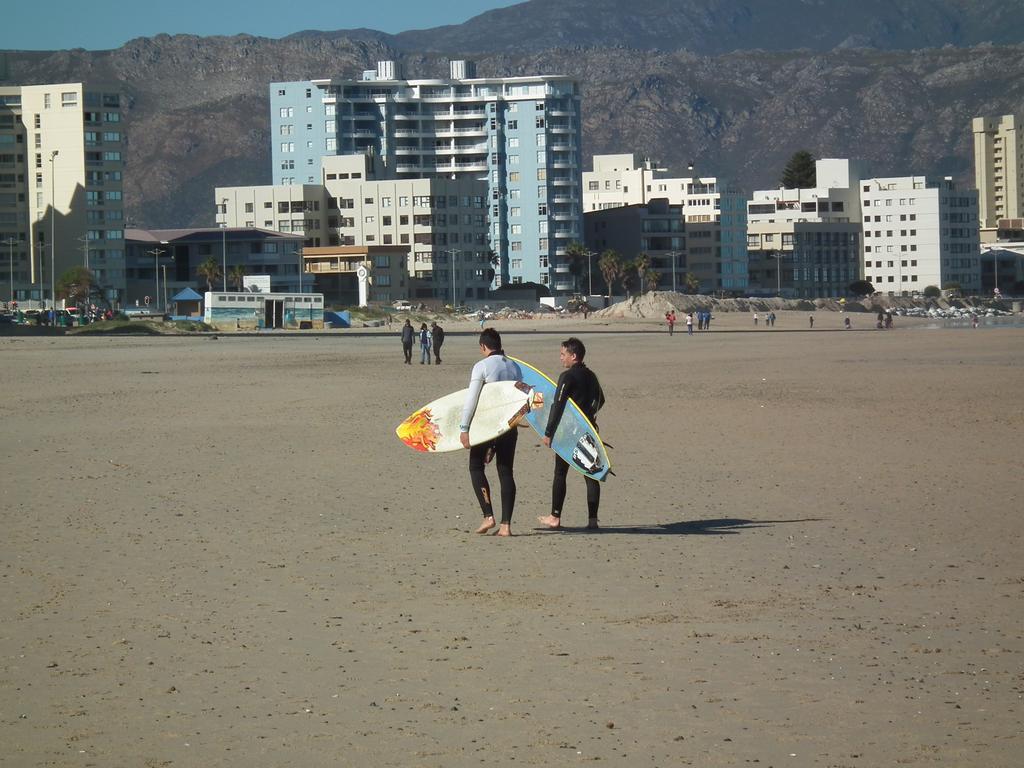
[479,327,502,352]
[561,337,586,361]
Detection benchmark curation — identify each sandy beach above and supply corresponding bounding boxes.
[1,318,1022,767]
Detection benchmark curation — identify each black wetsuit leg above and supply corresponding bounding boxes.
[552,454,600,521]
[469,429,517,523]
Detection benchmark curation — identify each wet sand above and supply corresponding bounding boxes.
[1,321,1022,766]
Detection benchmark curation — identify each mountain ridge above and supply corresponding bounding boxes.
[2,0,1021,228]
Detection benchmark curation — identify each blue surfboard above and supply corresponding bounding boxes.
[509,356,612,481]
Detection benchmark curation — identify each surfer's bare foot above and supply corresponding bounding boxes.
[496,523,512,537]
[475,517,496,534]
[537,515,561,529]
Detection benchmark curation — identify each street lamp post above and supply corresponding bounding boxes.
[147,247,164,312]
[776,251,781,296]
[221,198,228,291]
[162,263,169,311]
[3,236,16,305]
[445,248,460,306]
[49,150,58,309]
[78,234,90,271]
[587,250,594,298]
[669,250,678,293]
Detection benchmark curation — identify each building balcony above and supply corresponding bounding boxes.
[551,195,575,204]
[554,264,570,274]
[395,162,423,173]
[547,107,573,117]
[552,211,576,221]
[551,177,577,186]
[551,158,573,169]
[454,159,488,170]
[392,112,422,121]
[451,109,487,119]
[395,146,422,155]
[553,280,574,291]
[549,123,573,133]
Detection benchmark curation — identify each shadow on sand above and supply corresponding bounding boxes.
[533,517,823,535]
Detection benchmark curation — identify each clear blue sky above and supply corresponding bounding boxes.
[1,0,521,51]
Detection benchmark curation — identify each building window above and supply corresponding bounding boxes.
[536,117,545,128]
[538,203,547,216]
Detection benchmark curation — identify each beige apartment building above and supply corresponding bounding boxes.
[217,154,492,304]
[0,82,124,307]
[972,114,1023,233]
[582,154,748,292]
[746,159,865,297]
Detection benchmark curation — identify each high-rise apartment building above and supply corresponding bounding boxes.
[269,60,583,292]
[0,83,124,306]
[860,176,980,295]
[582,154,748,293]
[972,114,1023,230]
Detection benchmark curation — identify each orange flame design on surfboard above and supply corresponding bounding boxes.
[396,408,441,452]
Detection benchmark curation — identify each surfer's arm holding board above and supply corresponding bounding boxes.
[458,364,486,449]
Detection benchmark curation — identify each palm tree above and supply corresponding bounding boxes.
[564,242,588,295]
[197,257,221,292]
[229,265,246,291]
[598,250,621,298]
[633,253,650,296]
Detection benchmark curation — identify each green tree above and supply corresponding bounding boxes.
[848,279,874,296]
[598,250,622,297]
[56,266,94,307]
[683,272,700,294]
[229,265,246,291]
[564,242,589,295]
[781,150,816,189]
[197,257,222,292]
[922,285,940,298]
[644,268,661,293]
[632,253,650,296]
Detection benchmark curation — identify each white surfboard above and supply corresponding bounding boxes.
[396,380,540,453]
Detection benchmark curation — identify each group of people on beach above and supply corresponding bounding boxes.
[458,329,604,537]
[665,309,712,335]
[400,319,445,365]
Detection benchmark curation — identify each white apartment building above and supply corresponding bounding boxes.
[861,176,980,295]
[0,83,125,306]
[217,154,492,303]
[972,114,1023,231]
[269,60,583,293]
[746,159,865,297]
[581,153,748,292]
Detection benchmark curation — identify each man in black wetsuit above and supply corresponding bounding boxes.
[537,337,605,530]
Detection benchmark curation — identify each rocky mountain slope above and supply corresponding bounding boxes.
[2,0,1022,228]
[370,0,1022,55]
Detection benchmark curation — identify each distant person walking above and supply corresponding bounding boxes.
[769,311,776,327]
[537,337,605,531]
[844,317,852,330]
[686,312,693,335]
[666,310,676,336]
[401,319,414,364]
[809,315,814,329]
[461,328,523,537]
[431,321,445,364]
[753,312,759,327]
[419,322,432,364]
